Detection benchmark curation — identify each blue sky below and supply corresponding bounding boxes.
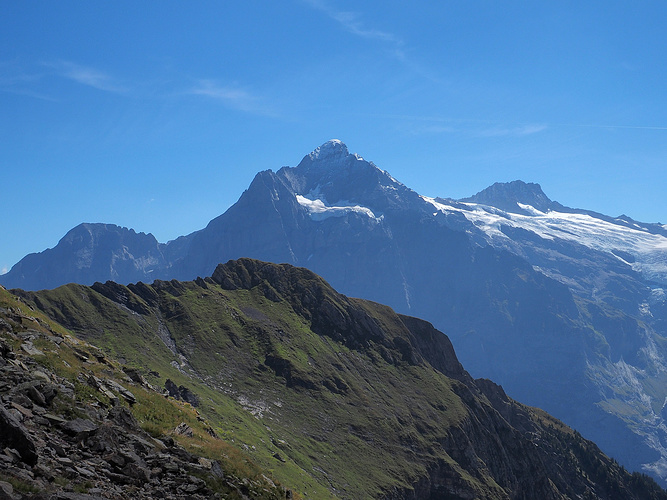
[2,1,666,273]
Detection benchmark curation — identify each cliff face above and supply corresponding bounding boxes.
[11,259,667,499]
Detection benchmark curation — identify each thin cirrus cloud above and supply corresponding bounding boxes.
[189,79,277,116]
[0,61,126,99]
[303,0,403,46]
[568,123,667,132]
[46,61,127,93]
[301,0,450,84]
[476,124,549,137]
[0,62,55,100]
[412,119,548,138]
[0,67,41,88]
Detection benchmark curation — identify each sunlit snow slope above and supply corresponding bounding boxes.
[423,196,667,286]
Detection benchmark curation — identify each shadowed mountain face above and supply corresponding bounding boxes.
[461,180,561,214]
[0,223,170,291]
[3,140,667,484]
[12,258,667,499]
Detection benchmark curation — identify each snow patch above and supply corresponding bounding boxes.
[516,202,547,216]
[296,195,382,222]
[639,302,652,317]
[650,288,666,304]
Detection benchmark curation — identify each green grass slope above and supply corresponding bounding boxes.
[0,285,294,499]
[13,258,667,499]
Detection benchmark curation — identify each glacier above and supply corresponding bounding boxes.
[422,195,667,285]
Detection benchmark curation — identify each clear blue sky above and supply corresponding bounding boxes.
[2,1,666,273]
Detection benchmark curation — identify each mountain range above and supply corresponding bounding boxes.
[3,140,667,486]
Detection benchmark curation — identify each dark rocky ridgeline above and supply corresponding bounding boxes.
[164,379,200,407]
[0,289,292,500]
[212,259,667,500]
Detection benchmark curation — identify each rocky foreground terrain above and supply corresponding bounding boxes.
[0,286,291,499]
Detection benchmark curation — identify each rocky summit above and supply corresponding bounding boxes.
[4,260,667,499]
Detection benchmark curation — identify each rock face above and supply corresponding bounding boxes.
[164,379,199,407]
[13,259,667,499]
[0,404,38,466]
[460,180,561,214]
[163,143,667,483]
[0,224,173,291]
[3,141,667,485]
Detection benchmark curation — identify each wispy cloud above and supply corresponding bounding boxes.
[0,60,128,99]
[418,125,458,134]
[301,1,452,85]
[389,114,549,138]
[415,118,667,137]
[0,84,57,101]
[476,124,548,137]
[46,61,127,93]
[189,79,276,116]
[303,0,403,46]
[566,123,667,131]
[0,69,41,87]
[0,266,8,276]
[0,62,55,100]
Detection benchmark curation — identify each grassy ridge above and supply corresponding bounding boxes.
[13,258,667,499]
[20,278,474,497]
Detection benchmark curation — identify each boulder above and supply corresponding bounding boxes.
[0,404,37,466]
[62,418,98,438]
[173,422,194,437]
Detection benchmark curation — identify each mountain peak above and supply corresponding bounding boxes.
[307,139,350,161]
[275,140,418,213]
[462,180,555,214]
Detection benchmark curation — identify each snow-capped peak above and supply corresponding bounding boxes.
[306,139,366,164]
[308,140,349,161]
